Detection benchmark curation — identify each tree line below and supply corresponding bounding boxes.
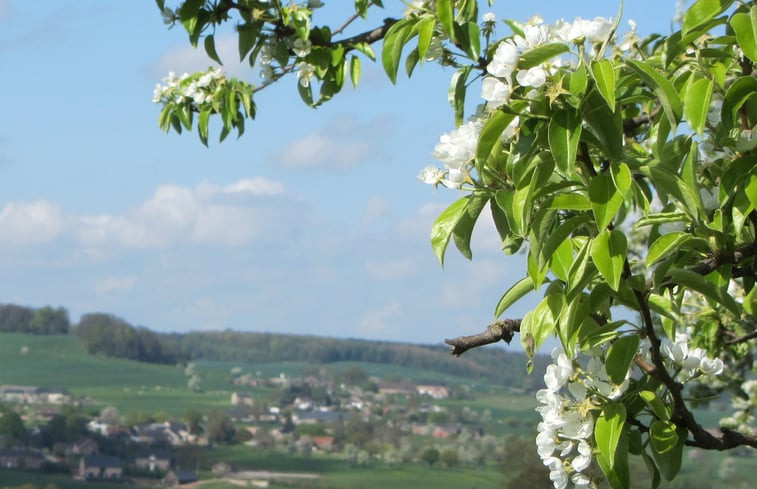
[0,302,545,384]
[0,304,69,335]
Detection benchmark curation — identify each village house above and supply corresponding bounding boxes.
[312,436,335,452]
[0,448,44,469]
[131,421,187,446]
[163,469,199,486]
[79,454,122,480]
[416,384,450,399]
[377,381,415,397]
[0,385,71,404]
[231,391,254,406]
[134,449,173,473]
[71,437,99,456]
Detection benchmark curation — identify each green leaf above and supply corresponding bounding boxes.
[648,293,681,323]
[627,60,682,127]
[176,103,193,130]
[477,109,520,163]
[582,90,623,160]
[548,108,582,172]
[684,77,713,135]
[430,197,470,266]
[651,426,686,481]
[350,55,361,88]
[597,429,630,489]
[683,0,735,35]
[449,67,472,126]
[589,174,622,230]
[204,35,223,65]
[642,449,662,489]
[640,391,670,421]
[722,76,757,129]
[606,335,640,385]
[591,59,616,110]
[550,193,591,211]
[381,19,413,84]
[494,276,535,318]
[495,189,521,236]
[668,268,740,316]
[595,403,627,469]
[647,232,691,267]
[197,107,211,146]
[416,16,435,62]
[518,43,569,70]
[591,230,627,291]
[436,0,455,42]
[238,23,260,62]
[569,64,588,96]
[179,0,203,40]
[539,215,590,269]
[452,192,487,260]
[527,294,559,350]
[551,239,574,283]
[645,166,701,218]
[731,6,757,63]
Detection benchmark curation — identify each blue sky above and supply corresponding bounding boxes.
[0,1,681,344]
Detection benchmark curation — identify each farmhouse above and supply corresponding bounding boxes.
[79,454,122,479]
[0,448,44,469]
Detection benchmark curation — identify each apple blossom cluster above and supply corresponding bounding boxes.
[720,379,757,436]
[661,331,725,380]
[481,16,614,108]
[535,347,626,489]
[152,67,227,106]
[418,111,519,188]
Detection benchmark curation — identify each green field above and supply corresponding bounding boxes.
[0,333,531,416]
[1,332,755,489]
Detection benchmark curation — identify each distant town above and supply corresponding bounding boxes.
[0,366,536,487]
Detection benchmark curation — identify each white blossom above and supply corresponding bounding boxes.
[515,24,550,49]
[516,66,548,88]
[292,38,312,58]
[417,165,444,185]
[571,17,613,43]
[432,120,481,169]
[700,356,724,376]
[487,41,519,78]
[481,76,510,107]
[296,62,315,87]
[482,12,496,23]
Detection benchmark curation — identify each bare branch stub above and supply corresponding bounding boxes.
[444,319,522,357]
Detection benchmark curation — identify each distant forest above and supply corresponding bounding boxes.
[1,303,546,384]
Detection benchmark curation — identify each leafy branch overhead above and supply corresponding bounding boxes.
[154,1,757,489]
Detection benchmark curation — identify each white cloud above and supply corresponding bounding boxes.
[365,258,418,281]
[151,33,250,79]
[0,177,294,250]
[356,302,403,339]
[276,115,390,170]
[0,200,64,245]
[95,275,137,295]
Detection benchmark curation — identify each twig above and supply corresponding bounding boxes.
[333,13,360,36]
[724,330,757,346]
[444,319,521,357]
[622,106,661,135]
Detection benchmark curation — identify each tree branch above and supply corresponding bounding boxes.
[723,330,757,346]
[690,244,755,276]
[444,319,521,357]
[334,18,399,49]
[622,106,661,136]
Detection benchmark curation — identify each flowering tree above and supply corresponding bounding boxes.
[153,1,757,488]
